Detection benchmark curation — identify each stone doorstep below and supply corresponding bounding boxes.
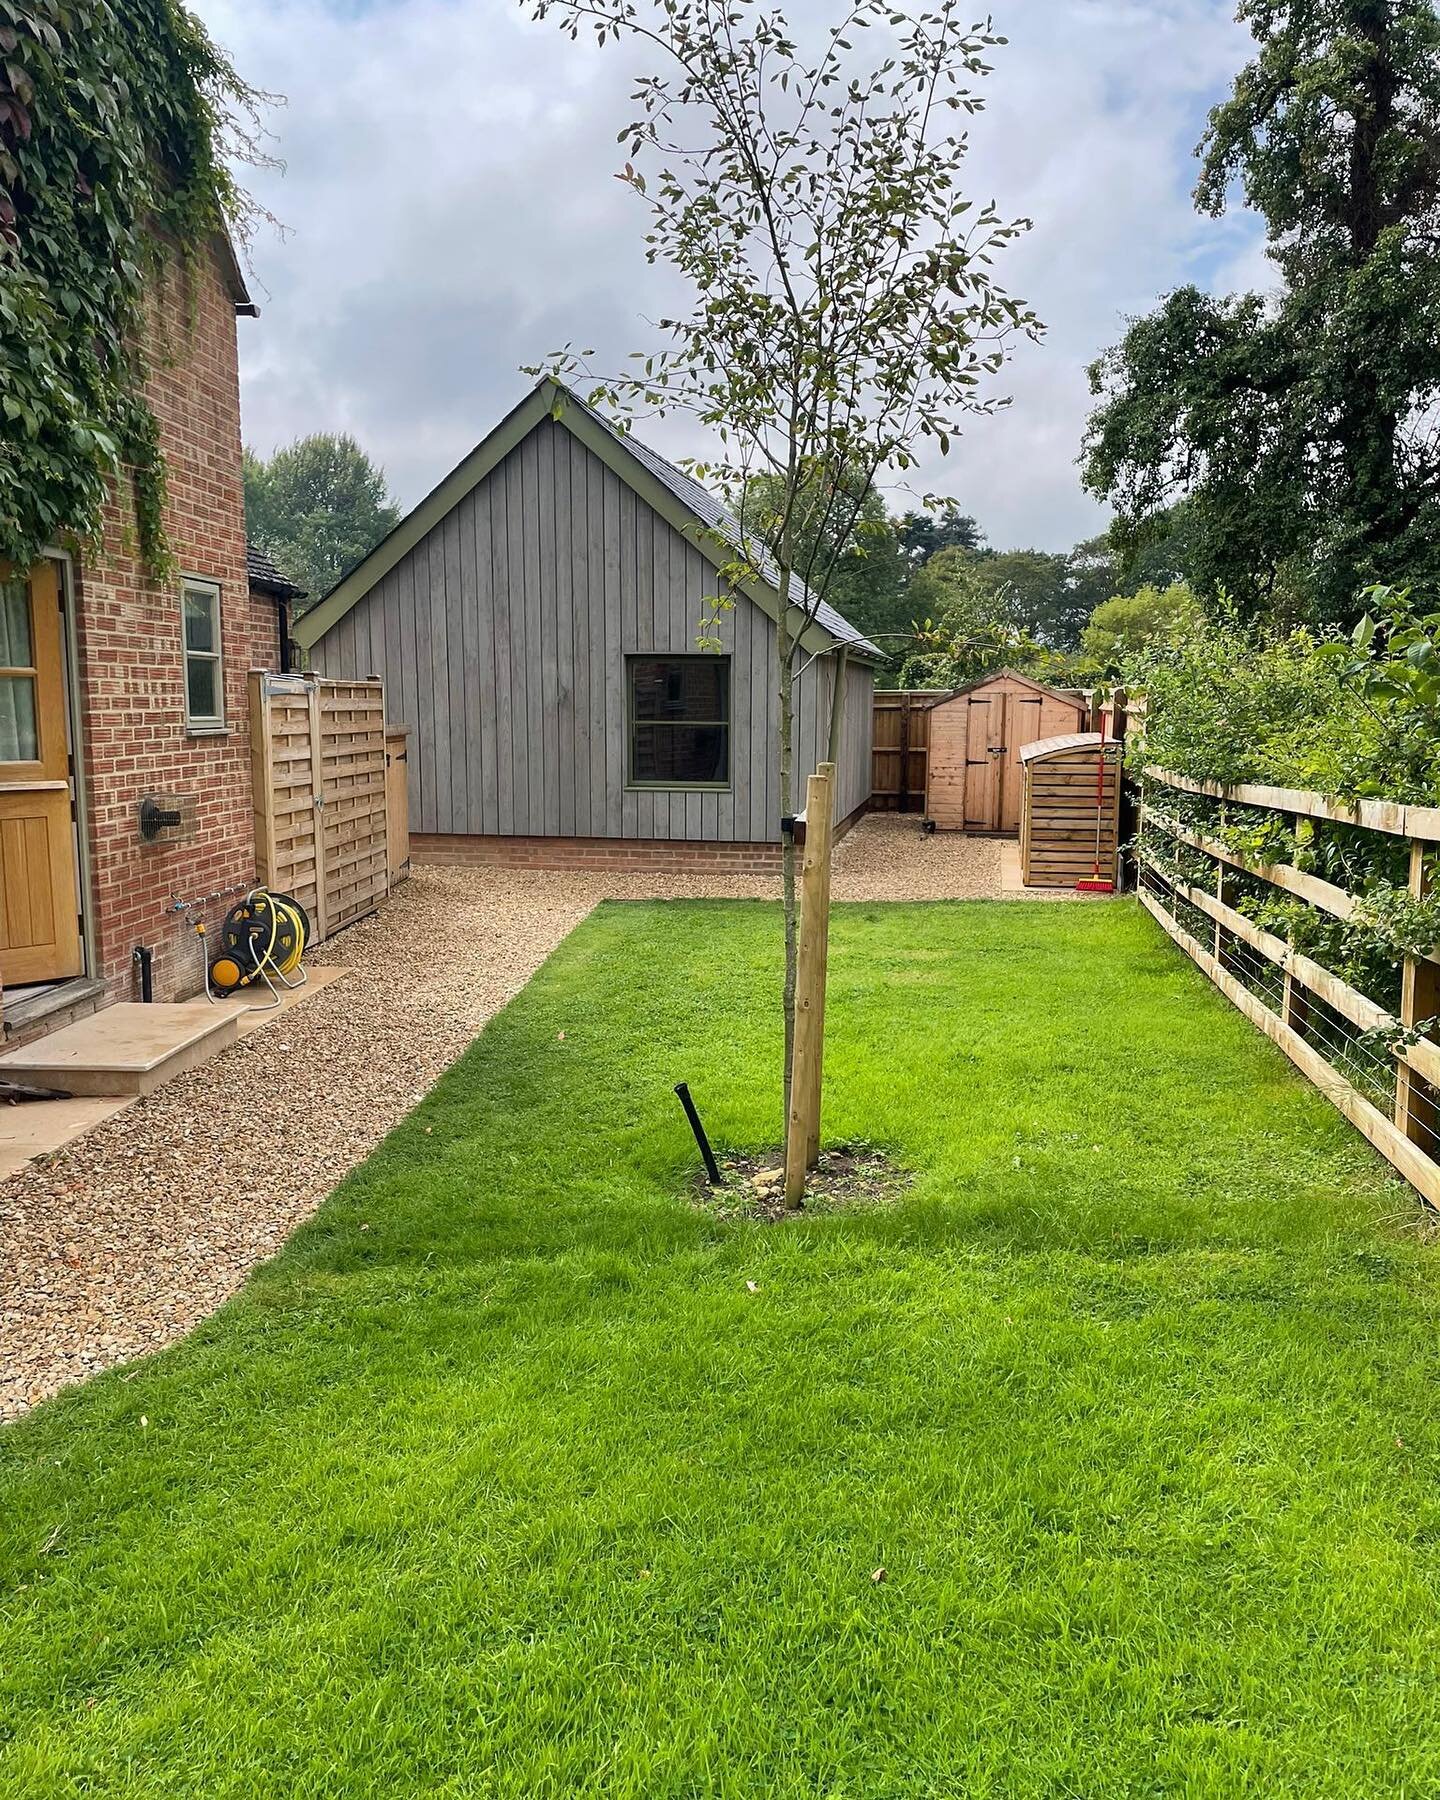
[0,1002,240,1097]
[0,967,348,1181]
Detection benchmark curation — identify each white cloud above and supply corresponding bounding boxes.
[196,0,1263,551]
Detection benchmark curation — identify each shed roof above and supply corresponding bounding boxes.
[933,668,1086,709]
[1019,731,1118,763]
[293,379,880,660]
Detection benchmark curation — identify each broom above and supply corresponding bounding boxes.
[1075,712,1115,893]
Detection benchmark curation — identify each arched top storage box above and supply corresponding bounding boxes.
[1019,732,1122,888]
[924,671,1088,835]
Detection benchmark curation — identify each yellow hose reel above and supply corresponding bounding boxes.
[207,889,311,995]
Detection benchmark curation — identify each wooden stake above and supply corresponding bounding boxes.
[805,761,836,1170]
[1396,838,1440,1149]
[785,765,833,1208]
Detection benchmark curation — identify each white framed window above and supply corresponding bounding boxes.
[181,578,224,731]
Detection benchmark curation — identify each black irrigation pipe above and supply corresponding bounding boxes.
[674,1082,722,1186]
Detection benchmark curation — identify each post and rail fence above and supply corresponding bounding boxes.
[1137,764,1440,1206]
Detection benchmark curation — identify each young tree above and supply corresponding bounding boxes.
[244,434,402,608]
[1083,0,1440,627]
[528,0,1037,1130]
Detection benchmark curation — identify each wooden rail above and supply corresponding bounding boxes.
[1140,766,1440,1206]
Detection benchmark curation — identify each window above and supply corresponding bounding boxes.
[0,577,39,764]
[182,579,224,730]
[628,655,730,787]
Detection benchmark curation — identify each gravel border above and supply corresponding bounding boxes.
[0,814,1035,1420]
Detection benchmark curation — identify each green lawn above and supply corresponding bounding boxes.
[4,899,1440,1797]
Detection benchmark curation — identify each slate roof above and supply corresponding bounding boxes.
[246,543,308,601]
[569,390,882,659]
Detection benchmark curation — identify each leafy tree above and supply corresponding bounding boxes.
[909,543,1093,651]
[244,435,402,608]
[899,546,1036,687]
[896,505,984,568]
[977,548,1083,648]
[1066,532,1125,618]
[1081,581,1200,669]
[1083,0,1440,626]
[529,0,1037,1161]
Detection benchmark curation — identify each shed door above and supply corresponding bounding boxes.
[966,688,1085,835]
[0,563,82,984]
[962,693,1004,830]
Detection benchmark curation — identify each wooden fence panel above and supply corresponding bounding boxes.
[251,672,393,942]
[870,691,942,811]
[1139,764,1440,1209]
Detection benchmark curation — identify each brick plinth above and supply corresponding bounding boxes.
[413,834,785,875]
[413,807,864,876]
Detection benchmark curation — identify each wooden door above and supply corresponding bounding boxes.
[961,693,1004,831]
[0,563,82,983]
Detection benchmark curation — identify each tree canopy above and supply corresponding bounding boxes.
[1081,581,1200,669]
[244,435,401,608]
[1083,0,1440,626]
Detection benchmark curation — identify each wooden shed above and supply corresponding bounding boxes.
[924,671,1087,834]
[1019,733,1121,888]
[293,378,879,864]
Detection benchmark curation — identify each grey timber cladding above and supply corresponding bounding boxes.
[311,417,874,842]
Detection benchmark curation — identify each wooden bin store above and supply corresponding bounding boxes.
[1019,733,1121,888]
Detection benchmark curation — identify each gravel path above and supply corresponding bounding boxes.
[0,814,1015,1420]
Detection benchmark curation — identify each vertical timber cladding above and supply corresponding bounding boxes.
[304,415,874,846]
[250,673,389,940]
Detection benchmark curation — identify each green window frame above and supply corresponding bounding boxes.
[181,577,225,732]
[627,654,731,790]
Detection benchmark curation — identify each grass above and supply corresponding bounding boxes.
[4,897,1440,1797]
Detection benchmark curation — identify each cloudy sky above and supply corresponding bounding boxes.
[194,0,1269,553]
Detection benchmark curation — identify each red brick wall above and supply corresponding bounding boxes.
[411,807,865,875]
[71,249,278,1002]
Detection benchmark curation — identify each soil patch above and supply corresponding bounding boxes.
[694,1141,912,1221]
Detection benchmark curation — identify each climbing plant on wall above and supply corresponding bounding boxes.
[0,0,264,574]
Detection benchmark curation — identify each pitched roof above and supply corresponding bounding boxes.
[564,390,880,658]
[246,542,308,601]
[294,379,881,659]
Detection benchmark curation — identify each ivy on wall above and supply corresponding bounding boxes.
[0,0,262,574]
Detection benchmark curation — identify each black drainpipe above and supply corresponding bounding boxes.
[276,597,293,673]
[133,945,154,1003]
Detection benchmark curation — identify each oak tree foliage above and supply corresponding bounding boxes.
[1083,0,1440,626]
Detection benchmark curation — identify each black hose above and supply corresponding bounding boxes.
[674,1082,722,1185]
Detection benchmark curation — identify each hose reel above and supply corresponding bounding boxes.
[207,889,312,1003]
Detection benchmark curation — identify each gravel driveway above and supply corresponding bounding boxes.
[0,815,1014,1420]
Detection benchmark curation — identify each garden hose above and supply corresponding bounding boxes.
[206,888,312,1005]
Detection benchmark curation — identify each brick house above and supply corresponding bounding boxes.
[1,238,292,1044]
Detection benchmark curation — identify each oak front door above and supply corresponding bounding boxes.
[0,563,82,984]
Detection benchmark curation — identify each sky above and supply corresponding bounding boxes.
[193,0,1271,554]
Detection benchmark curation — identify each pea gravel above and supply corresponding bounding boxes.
[0,815,1024,1420]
